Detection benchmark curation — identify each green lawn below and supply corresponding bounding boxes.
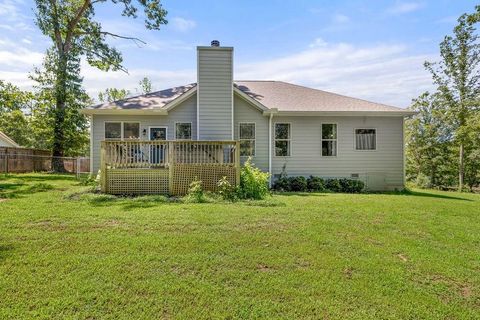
[0,174,479,319]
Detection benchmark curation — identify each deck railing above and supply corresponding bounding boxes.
[101,140,239,168]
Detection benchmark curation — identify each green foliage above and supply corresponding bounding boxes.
[288,176,308,192]
[272,176,290,191]
[338,178,365,193]
[217,176,237,201]
[184,179,207,203]
[138,77,153,94]
[239,158,270,200]
[98,88,130,102]
[325,179,342,193]
[307,176,325,192]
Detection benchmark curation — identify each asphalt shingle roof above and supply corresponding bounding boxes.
[86,80,408,113]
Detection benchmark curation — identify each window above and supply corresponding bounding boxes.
[322,124,337,156]
[239,123,255,156]
[105,122,139,140]
[176,123,192,140]
[355,128,376,150]
[275,123,291,156]
[105,122,121,139]
[123,122,140,139]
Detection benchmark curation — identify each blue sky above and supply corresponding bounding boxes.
[0,0,477,107]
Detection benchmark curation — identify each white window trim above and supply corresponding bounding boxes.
[354,127,377,152]
[239,122,256,157]
[174,122,192,140]
[274,122,292,157]
[148,126,169,141]
[321,122,338,157]
[104,121,141,140]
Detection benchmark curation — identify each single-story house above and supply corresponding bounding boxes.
[82,41,414,193]
[0,131,20,148]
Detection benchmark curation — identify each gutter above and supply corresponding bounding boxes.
[80,109,169,116]
[263,110,416,117]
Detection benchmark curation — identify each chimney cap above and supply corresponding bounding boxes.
[211,40,220,47]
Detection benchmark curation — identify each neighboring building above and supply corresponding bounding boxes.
[0,131,20,148]
[82,41,414,191]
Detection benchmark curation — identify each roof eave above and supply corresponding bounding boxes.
[268,110,417,117]
[80,109,169,116]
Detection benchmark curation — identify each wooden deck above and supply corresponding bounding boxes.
[100,140,240,195]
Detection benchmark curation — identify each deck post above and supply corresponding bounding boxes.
[168,141,174,195]
[100,141,107,192]
[235,141,240,186]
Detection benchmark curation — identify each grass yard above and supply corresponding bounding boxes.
[0,174,479,319]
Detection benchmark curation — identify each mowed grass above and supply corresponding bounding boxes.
[0,174,479,319]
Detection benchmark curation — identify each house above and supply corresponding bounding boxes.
[0,131,20,148]
[82,41,415,194]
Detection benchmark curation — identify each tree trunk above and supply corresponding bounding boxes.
[52,53,68,173]
[458,143,464,192]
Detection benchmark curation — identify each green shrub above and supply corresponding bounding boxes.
[288,176,307,192]
[272,176,290,191]
[239,158,270,200]
[217,176,237,201]
[325,178,342,192]
[339,178,365,193]
[184,179,207,203]
[307,176,325,192]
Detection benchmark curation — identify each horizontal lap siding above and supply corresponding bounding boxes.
[271,116,404,189]
[198,48,233,140]
[233,96,269,171]
[91,95,197,173]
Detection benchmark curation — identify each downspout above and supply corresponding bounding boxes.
[90,115,94,175]
[268,112,273,187]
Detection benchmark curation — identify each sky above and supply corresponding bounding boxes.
[0,0,477,107]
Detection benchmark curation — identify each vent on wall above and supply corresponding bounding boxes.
[351,173,359,179]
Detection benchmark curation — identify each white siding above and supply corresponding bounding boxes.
[271,116,405,190]
[233,95,269,171]
[197,47,233,140]
[91,95,197,173]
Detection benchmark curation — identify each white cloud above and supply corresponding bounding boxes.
[333,14,350,24]
[236,41,434,107]
[387,1,423,15]
[309,38,328,48]
[171,17,196,32]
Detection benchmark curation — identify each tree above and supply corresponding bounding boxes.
[0,80,34,146]
[138,76,153,94]
[30,48,91,156]
[424,13,480,191]
[405,92,456,188]
[98,88,130,102]
[33,0,168,171]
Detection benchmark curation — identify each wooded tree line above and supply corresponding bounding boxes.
[406,6,480,191]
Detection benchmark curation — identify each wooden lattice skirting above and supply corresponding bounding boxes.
[170,164,237,196]
[106,168,169,195]
[104,165,237,195]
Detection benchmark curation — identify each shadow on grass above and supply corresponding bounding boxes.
[0,244,14,261]
[376,189,473,201]
[1,174,76,182]
[0,182,55,199]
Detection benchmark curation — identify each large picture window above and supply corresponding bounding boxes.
[105,122,139,140]
[239,123,255,156]
[322,123,337,156]
[355,128,376,150]
[175,123,192,140]
[275,123,291,156]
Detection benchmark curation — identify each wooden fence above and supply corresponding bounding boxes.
[101,140,240,195]
[0,147,90,174]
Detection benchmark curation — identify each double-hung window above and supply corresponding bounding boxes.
[105,122,139,140]
[239,123,255,156]
[175,123,192,140]
[355,128,376,150]
[322,123,337,156]
[275,123,291,156]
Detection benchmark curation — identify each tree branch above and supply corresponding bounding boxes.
[64,0,92,51]
[76,30,147,46]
